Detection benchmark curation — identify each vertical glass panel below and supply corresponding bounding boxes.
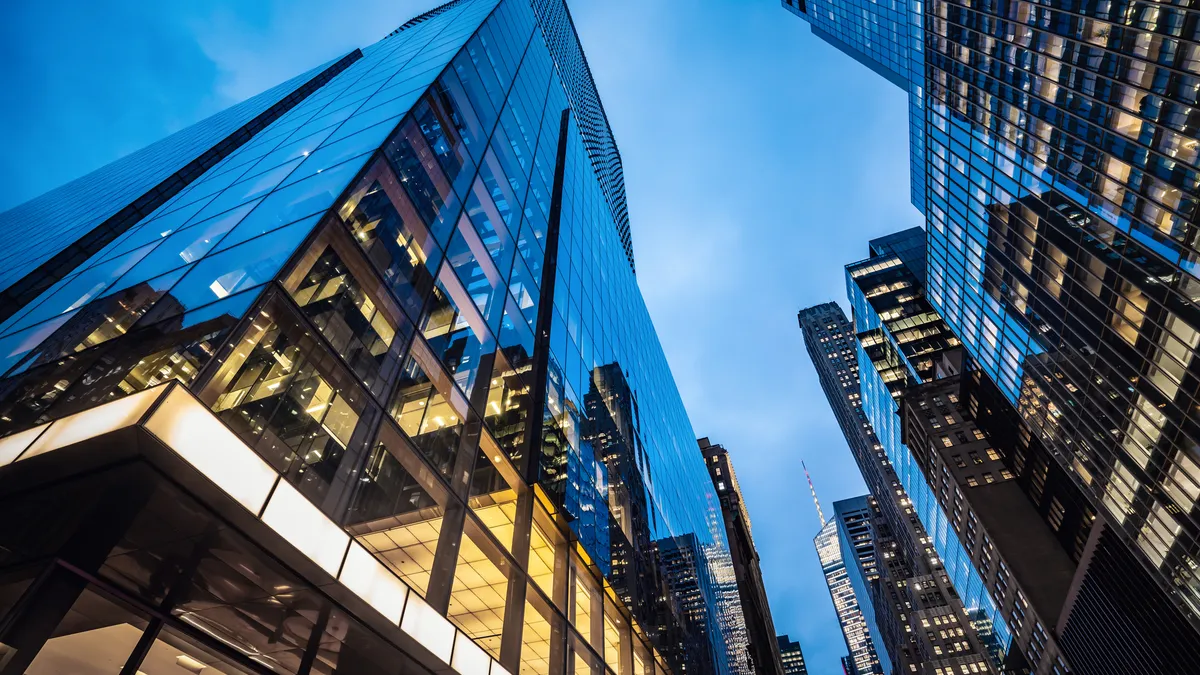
[487,300,536,459]
[632,640,649,675]
[25,586,149,675]
[413,92,477,198]
[389,331,470,479]
[384,118,461,237]
[348,422,451,598]
[468,430,521,553]
[446,212,509,333]
[572,558,601,651]
[338,158,443,320]
[448,517,511,659]
[208,294,369,503]
[285,242,411,398]
[521,586,563,675]
[529,502,565,610]
[465,175,518,284]
[422,265,496,401]
[603,599,629,675]
[571,635,600,675]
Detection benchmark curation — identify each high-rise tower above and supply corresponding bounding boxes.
[0,2,732,674]
[800,301,997,675]
[700,437,786,675]
[786,0,1200,670]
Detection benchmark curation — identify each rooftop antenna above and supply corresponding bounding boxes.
[803,460,826,527]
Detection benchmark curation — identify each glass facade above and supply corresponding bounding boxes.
[918,5,1200,656]
[815,517,881,675]
[845,229,1014,664]
[0,2,736,674]
[787,0,1200,669]
[800,303,997,675]
[834,497,892,675]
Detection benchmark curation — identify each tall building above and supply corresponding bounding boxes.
[800,302,997,675]
[0,1,736,674]
[776,634,809,675]
[786,0,1200,670]
[815,517,881,675]
[699,437,786,675]
[832,497,891,675]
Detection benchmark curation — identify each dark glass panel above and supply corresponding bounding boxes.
[337,158,442,321]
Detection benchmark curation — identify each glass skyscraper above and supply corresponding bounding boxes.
[788,0,1200,671]
[800,302,996,675]
[833,497,890,675]
[815,517,882,675]
[0,2,737,674]
[700,438,785,675]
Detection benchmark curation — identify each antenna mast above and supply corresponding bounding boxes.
[803,460,826,527]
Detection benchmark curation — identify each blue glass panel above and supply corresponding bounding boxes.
[169,218,316,310]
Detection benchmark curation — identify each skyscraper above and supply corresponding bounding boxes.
[833,497,891,675]
[0,1,735,673]
[699,437,786,675]
[800,302,997,675]
[815,517,882,675]
[777,634,810,675]
[786,0,1200,671]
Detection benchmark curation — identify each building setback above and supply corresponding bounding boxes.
[785,0,1200,669]
[699,437,786,675]
[0,1,738,674]
[800,301,996,675]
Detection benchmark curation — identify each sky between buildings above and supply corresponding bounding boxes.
[0,0,923,671]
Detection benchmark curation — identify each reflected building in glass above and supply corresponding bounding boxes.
[786,0,1200,670]
[0,1,737,674]
[699,437,784,675]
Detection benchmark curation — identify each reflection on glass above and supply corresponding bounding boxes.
[288,244,408,397]
[137,624,253,674]
[390,336,469,477]
[25,586,149,675]
[338,158,442,320]
[0,290,252,435]
[209,296,367,501]
[422,266,495,401]
[171,218,315,311]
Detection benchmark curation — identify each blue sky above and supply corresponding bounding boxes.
[0,1,922,672]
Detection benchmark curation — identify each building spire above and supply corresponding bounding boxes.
[803,460,826,527]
